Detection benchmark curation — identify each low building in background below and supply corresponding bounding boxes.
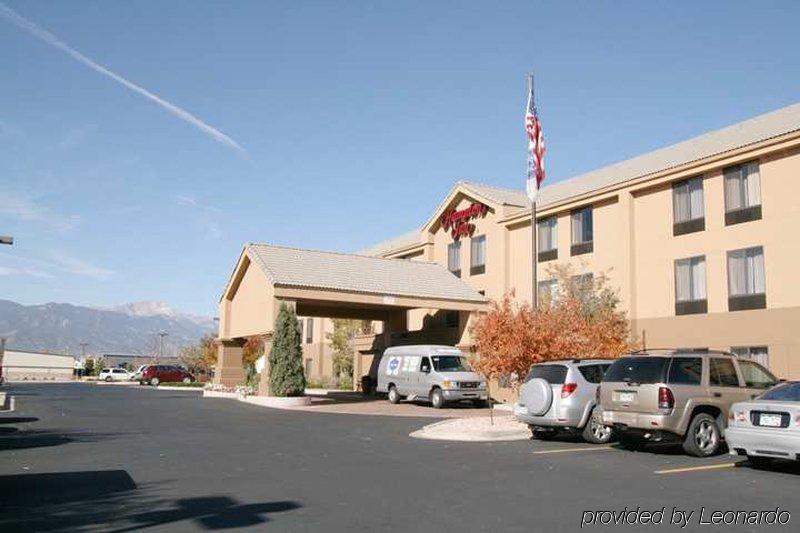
[102,353,180,370]
[1,349,75,381]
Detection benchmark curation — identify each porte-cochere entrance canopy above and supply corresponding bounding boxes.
[214,243,488,387]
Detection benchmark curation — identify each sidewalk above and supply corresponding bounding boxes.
[410,415,530,441]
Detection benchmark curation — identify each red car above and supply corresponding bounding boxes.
[139,365,194,386]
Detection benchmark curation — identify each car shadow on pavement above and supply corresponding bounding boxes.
[0,416,39,424]
[112,496,303,531]
[0,470,303,532]
[0,429,125,451]
[740,459,800,476]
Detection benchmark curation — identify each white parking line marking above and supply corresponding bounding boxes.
[654,463,737,475]
[532,445,614,455]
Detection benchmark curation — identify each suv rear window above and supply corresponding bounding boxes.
[603,357,669,384]
[578,364,610,384]
[667,357,702,385]
[525,364,568,384]
[710,358,739,387]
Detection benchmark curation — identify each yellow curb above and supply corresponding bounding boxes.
[532,445,614,454]
[654,463,737,475]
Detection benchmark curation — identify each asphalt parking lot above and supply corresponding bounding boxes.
[1,383,798,532]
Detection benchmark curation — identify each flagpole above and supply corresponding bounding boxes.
[528,72,538,311]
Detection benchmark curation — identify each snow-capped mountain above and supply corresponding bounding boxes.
[0,299,216,356]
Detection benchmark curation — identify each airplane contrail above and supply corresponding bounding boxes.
[0,2,245,154]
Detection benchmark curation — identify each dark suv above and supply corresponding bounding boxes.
[599,349,778,456]
[139,365,194,386]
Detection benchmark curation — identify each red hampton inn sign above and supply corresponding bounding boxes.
[440,202,489,240]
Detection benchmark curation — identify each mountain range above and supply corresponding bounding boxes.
[0,299,216,357]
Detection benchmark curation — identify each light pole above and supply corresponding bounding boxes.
[158,331,169,360]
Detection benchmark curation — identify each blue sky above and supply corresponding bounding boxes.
[1,1,798,317]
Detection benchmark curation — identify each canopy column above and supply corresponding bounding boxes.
[213,338,246,387]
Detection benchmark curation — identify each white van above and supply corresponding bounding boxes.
[376,345,488,408]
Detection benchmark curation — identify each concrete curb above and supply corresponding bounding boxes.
[203,389,311,408]
[203,390,239,400]
[410,416,530,442]
[0,392,14,412]
[152,386,204,392]
[241,395,312,408]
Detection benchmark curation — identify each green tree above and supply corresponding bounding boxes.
[327,319,361,387]
[268,304,306,396]
[83,357,95,376]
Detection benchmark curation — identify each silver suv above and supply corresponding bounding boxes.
[514,359,614,444]
[599,350,779,456]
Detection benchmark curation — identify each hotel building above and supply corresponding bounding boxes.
[215,102,800,393]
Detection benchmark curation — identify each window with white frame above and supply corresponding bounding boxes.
[673,177,704,223]
[728,247,765,296]
[571,208,593,244]
[537,217,557,254]
[305,318,314,344]
[724,161,762,225]
[537,279,558,303]
[727,246,766,310]
[470,234,486,275]
[724,161,761,212]
[674,256,707,314]
[731,346,770,369]
[571,207,593,256]
[447,241,461,277]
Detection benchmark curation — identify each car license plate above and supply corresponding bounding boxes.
[759,413,782,427]
[617,391,636,403]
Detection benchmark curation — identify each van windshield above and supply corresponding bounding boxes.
[431,356,471,372]
[603,357,669,384]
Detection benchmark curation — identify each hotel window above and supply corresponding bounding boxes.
[727,246,766,311]
[731,346,770,370]
[570,273,593,299]
[305,318,314,344]
[537,279,558,303]
[470,234,486,275]
[674,255,707,315]
[570,207,593,256]
[447,241,461,277]
[724,161,762,225]
[672,177,705,236]
[537,216,558,262]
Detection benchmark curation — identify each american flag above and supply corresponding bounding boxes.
[525,81,545,197]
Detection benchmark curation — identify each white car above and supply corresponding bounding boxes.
[98,368,133,382]
[130,364,148,381]
[726,381,800,467]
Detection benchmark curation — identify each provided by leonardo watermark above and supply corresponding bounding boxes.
[580,507,791,528]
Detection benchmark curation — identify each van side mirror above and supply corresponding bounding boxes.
[421,366,430,373]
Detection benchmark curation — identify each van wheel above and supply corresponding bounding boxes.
[582,410,613,444]
[682,413,721,457]
[430,388,445,409]
[150,377,160,387]
[387,385,400,404]
[618,432,645,451]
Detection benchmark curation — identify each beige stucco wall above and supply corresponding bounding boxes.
[221,258,275,339]
[220,129,800,387]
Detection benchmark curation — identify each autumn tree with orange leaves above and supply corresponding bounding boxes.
[470,264,637,388]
